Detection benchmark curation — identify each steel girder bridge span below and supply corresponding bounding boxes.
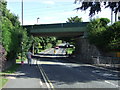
[23,22,89,37]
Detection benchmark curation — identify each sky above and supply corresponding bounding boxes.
[6,0,114,25]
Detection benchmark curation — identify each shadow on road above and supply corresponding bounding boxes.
[4,64,42,80]
[34,56,120,85]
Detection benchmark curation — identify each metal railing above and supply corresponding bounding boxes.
[92,56,120,68]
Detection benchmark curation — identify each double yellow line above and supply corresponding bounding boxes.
[38,64,55,90]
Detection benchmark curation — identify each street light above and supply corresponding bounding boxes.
[37,17,40,24]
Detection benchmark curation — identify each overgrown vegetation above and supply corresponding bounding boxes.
[0,77,8,89]
[87,18,120,52]
[0,64,20,89]
[1,0,29,62]
[107,21,120,51]
[66,48,75,54]
[1,64,20,74]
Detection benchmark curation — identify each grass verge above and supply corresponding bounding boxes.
[0,64,20,89]
[16,57,27,63]
[0,77,8,89]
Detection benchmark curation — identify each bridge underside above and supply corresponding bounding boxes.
[31,32,84,37]
[23,22,88,37]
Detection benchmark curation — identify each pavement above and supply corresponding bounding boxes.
[2,60,46,89]
[66,57,120,72]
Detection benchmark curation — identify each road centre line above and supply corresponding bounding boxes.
[40,65,55,89]
[37,64,51,89]
[37,64,54,90]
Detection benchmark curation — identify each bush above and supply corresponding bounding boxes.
[107,21,120,51]
[88,18,120,52]
[1,1,29,61]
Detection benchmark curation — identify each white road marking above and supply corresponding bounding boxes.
[37,64,54,90]
[105,80,119,88]
[38,65,51,89]
[44,48,53,54]
[39,80,43,86]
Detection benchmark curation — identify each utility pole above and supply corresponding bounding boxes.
[22,0,23,25]
[111,9,113,24]
[21,0,23,64]
[115,12,117,22]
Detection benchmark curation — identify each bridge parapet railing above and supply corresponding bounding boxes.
[92,56,120,69]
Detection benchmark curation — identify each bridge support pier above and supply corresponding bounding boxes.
[74,37,101,64]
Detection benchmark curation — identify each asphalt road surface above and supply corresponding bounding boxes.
[36,48,120,89]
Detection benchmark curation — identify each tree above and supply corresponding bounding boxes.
[1,0,28,62]
[74,1,120,22]
[107,21,120,51]
[88,17,120,52]
[66,16,82,23]
[87,18,110,51]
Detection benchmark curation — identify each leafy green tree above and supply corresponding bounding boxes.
[87,18,110,51]
[39,37,57,49]
[66,16,82,23]
[2,17,13,53]
[1,0,28,62]
[29,36,57,54]
[88,18,120,51]
[74,1,120,21]
[107,21,120,51]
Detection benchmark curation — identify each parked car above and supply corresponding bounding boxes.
[55,46,59,49]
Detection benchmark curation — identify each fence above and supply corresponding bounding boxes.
[92,56,120,68]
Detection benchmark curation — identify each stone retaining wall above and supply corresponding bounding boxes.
[75,38,120,65]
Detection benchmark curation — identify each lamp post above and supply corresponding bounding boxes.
[37,17,40,24]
